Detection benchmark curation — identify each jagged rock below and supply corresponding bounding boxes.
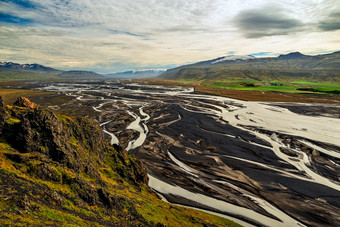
[97,188,113,208]
[0,100,5,135]
[32,163,62,182]
[4,153,29,163]
[0,97,155,224]
[0,96,4,107]
[72,177,100,206]
[50,191,64,206]
[2,98,148,187]
[13,97,39,109]
[16,195,31,211]
[312,149,320,156]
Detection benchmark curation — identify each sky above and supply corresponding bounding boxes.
[0,0,339,73]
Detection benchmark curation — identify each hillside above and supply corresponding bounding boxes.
[0,70,60,80]
[58,70,104,79]
[160,51,340,82]
[0,96,238,226]
[0,62,62,75]
[0,62,104,80]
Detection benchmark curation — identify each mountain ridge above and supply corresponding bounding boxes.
[0,61,104,80]
[278,52,306,60]
[160,51,340,82]
[106,69,167,79]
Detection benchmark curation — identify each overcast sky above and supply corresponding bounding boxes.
[0,0,339,73]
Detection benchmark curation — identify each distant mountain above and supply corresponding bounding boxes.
[278,52,306,60]
[0,61,105,80]
[160,51,340,82]
[106,69,166,79]
[0,62,62,75]
[58,70,104,79]
[211,55,256,64]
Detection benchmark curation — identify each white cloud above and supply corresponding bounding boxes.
[0,0,339,73]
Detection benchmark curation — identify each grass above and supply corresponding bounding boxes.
[207,80,340,93]
[0,88,54,105]
[135,188,241,227]
[0,70,59,80]
[5,117,21,125]
[209,84,300,93]
[37,205,85,224]
[137,78,340,102]
[292,81,340,87]
[195,86,340,103]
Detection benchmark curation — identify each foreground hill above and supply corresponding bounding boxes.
[0,62,104,80]
[160,51,340,82]
[0,97,237,226]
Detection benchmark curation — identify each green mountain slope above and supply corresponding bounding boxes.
[58,70,104,79]
[160,51,340,82]
[0,70,60,80]
[0,97,239,226]
[0,62,105,80]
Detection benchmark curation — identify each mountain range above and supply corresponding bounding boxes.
[0,62,104,80]
[2,51,340,81]
[0,61,168,80]
[106,69,166,79]
[160,51,340,82]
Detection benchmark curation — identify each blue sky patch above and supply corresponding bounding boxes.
[0,12,34,24]
[250,52,272,57]
[3,0,37,9]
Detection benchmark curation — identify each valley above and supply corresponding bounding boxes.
[9,80,340,227]
[2,0,340,226]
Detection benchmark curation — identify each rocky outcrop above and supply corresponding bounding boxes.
[2,97,148,185]
[13,96,40,108]
[0,97,149,212]
[0,96,3,107]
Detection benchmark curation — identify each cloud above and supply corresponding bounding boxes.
[0,12,34,24]
[250,52,272,57]
[0,0,339,73]
[234,5,304,38]
[2,0,37,9]
[318,11,340,31]
[109,30,149,40]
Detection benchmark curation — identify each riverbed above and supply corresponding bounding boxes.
[36,80,340,227]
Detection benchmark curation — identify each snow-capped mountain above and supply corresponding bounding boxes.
[211,55,256,64]
[106,69,167,79]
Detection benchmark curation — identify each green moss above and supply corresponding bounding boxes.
[57,114,73,124]
[40,146,46,152]
[35,205,86,224]
[0,140,15,152]
[5,117,20,125]
[68,137,79,148]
